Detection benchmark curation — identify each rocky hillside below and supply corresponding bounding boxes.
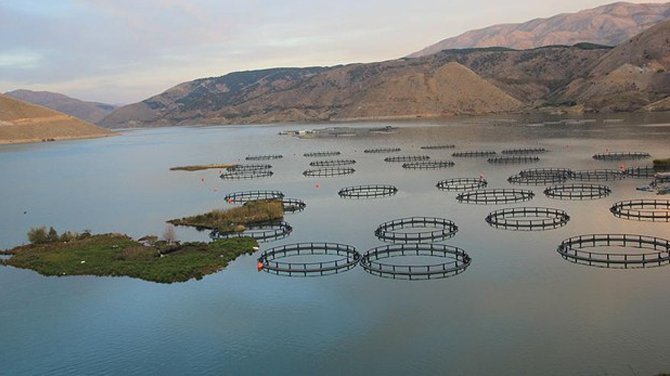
[0,94,115,144]
[5,90,117,124]
[409,2,670,57]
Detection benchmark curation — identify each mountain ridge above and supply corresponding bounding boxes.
[4,90,118,124]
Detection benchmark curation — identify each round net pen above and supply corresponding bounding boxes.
[282,198,307,213]
[304,151,341,158]
[488,156,540,165]
[592,152,651,161]
[485,207,570,231]
[227,164,273,172]
[508,174,567,185]
[501,147,547,155]
[557,234,670,268]
[211,221,292,243]
[309,159,356,167]
[452,151,497,158]
[245,154,283,161]
[610,199,670,222]
[220,169,273,180]
[457,189,535,205]
[624,166,657,179]
[360,243,472,280]
[364,147,401,154]
[570,169,625,181]
[258,243,359,277]
[519,168,574,179]
[303,167,355,177]
[384,155,431,163]
[402,160,455,169]
[420,145,455,150]
[224,190,284,203]
[436,178,488,192]
[374,217,459,243]
[544,184,611,200]
[338,184,398,199]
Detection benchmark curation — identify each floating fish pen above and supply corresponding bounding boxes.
[544,184,611,200]
[507,174,567,185]
[224,190,284,203]
[436,178,488,191]
[309,159,356,167]
[519,168,573,179]
[364,147,401,154]
[303,151,341,157]
[624,166,656,179]
[374,217,459,243]
[220,169,273,180]
[488,156,540,165]
[457,189,535,205]
[245,154,283,161]
[258,243,359,277]
[303,167,355,177]
[281,198,306,213]
[592,152,651,161]
[402,160,455,169]
[501,147,547,155]
[610,199,670,222]
[360,243,471,280]
[557,234,670,268]
[570,169,624,181]
[338,184,398,199]
[420,145,456,150]
[452,151,497,158]
[227,164,273,172]
[485,207,570,231]
[384,155,431,163]
[211,221,292,243]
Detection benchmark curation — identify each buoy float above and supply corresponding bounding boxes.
[257,262,264,271]
[315,184,320,189]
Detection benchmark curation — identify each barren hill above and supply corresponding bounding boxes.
[409,2,670,57]
[0,94,115,144]
[5,89,117,124]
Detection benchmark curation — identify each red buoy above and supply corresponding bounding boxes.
[257,262,264,271]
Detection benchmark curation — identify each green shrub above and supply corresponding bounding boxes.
[27,227,49,244]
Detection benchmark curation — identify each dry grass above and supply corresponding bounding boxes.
[168,200,284,232]
[170,163,237,171]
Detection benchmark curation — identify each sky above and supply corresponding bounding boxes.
[0,0,666,104]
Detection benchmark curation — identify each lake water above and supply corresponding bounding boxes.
[1,114,670,375]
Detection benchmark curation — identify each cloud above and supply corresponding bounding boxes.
[0,51,42,69]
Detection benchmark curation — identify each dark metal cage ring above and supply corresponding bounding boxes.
[485,207,570,231]
[258,242,360,276]
[374,217,459,243]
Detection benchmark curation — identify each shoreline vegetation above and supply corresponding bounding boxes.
[168,200,284,232]
[654,158,670,170]
[170,163,236,171]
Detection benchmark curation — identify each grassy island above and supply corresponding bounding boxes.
[1,230,257,283]
[168,200,284,233]
[654,158,670,170]
[170,163,236,171]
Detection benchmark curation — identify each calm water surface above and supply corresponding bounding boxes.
[1,114,670,375]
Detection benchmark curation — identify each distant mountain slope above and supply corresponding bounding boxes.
[0,94,115,144]
[409,2,670,57]
[5,90,117,124]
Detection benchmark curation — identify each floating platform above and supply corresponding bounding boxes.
[592,152,651,161]
[402,161,455,169]
[303,167,355,177]
[374,217,458,243]
[501,147,547,155]
[452,150,497,158]
[220,169,273,180]
[488,156,540,165]
[211,221,292,243]
[544,184,611,200]
[309,159,356,167]
[224,190,284,203]
[304,151,341,157]
[570,169,624,181]
[245,154,283,161]
[508,174,567,185]
[364,147,401,154]
[485,207,570,231]
[338,184,398,199]
[436,178,488,192]
[610,199,670,222]
[457,189,535,205]
[258,242,359,277]
[281,198,307,213]
[420,145,455,150]
[557,234,670,268]
[384,155,431,163]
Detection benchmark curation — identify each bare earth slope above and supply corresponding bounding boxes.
[0,94,116,144]
[409,2,670,57]
[5,89,117,124]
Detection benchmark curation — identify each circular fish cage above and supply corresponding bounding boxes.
[304,151,341,158]
[436,177,488,192]
[220,169,274,180]
[544,184,611,200]
[420,144,456,150]
[303,167,355,177]
[258,243,359,277]
[519,168,574,179]
[364,147,401,154]
[245,154,283,161]
[309,159,356,167]
[507,174,567,185]
[452,151,497,158]
[556,234,670,268]
[610,199,670,222]
[402,160,455,169]
[624,166,657,179]
[592,152,651,161]
[211,221,292,243]
[227,164,273,172]
[384,155,431,163]
[488,156,540,165]
[360,243,472,280]
[570,169,625,181]
[501,147,547,155]
[485,207,570,231]
[457,189,535,205]
[282,198,307,213]
[338,184,398,199]
[224,190,284,203]
[374,217,459,243]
